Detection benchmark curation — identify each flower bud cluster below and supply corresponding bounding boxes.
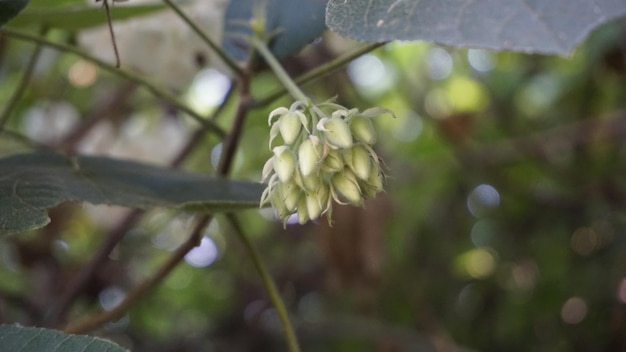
[260,100,392,225]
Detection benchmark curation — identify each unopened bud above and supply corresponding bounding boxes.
[279,111,305,145]
[298,137,322,177]
[347,145,372,180]
[279,181,301,212]
[349,116,376,145]
[331,170,362,205]
[272,146,296,183]
[322,149,344,173]
[305,193,323,220]
[317,117,353,149]
[270,187,290,218]
[297,197,309,224]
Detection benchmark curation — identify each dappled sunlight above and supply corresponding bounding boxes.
[467,184,501,218]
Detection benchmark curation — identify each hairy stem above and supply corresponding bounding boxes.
[0,27,225,138]
[253,42,387,108]
[225,214,301,352]
[249,36,309,104]
[162,0,243,77]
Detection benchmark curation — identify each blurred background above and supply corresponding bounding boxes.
[1,10,626,352]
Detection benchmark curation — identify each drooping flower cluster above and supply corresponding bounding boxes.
[260,100,392,225]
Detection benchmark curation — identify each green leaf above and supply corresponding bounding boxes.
[7,3,165,30]
[223,0,328,60]
[0,153,265,235]
[0,0,29,27]
[0,325,129,352]
[325,0,626,56]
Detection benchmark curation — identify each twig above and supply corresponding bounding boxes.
[225,214,301,352]
[0,27,226,138]
[63,215,211,334]
[217,75,252,175]
[58,82,138,153]
[0,27,48,129]
[97,0,121,68]
[47,209,144,326]
[60,71,248,333]
[50,84,238,326]
[162,0,243,77]
[171,82,236,167]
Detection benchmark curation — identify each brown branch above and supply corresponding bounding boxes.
[63,215,211,334]
[50,83,238,327]
[61,70,251,335]
[461,111,626,165]
[57,83,137,153]
[217,74,252,175]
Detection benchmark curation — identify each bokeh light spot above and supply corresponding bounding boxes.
[189,68,231,112]
[99,286,126,311]
[347,54,386,88]
[457,248,497,279]
[446,77,487,112]
[68,59,98,87]
[426,47,453,80]
[185,236,218,268]
[467,184,500,218]
[470,219,496,247]
[391,111,423,142]
[467,49,495,72]
[617,278,626,304]
[570,227,599,256]
[561,297,587,324]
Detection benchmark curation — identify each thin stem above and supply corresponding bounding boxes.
[217,75,252,175]
[101,0,121,68]
[225,214,301,352]
[63,215,212,334]
[162,0,243,77]
[252,42,387,108]
[0,27,226,138]
[249,36,308,103]
[48,209,144,326]
[0,28,48,129]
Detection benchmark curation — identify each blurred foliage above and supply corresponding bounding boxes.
[0,7,626,352]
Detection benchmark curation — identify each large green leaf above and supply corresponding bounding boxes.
[326,0,626,56]
[7,3,164,30]
[0,0,29,27]
[0,153,265,235]
[0,325,129,352]
[223,0,328,60]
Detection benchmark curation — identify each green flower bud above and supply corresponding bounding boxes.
[317,117,353,149]
[321,149,344,173]
[279,181,301,212]
[272,146,296,183]
[359,167,384,198]
[298,136,322,177]
[300,171,321,192]
[279,111,306,145]
[346,145,371,180]
[305,192,323,220]
[297,197,309,224]
[349,116,376,145]
[331,170,362,205]
[270,187,290,218]
[317,182,330,204]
